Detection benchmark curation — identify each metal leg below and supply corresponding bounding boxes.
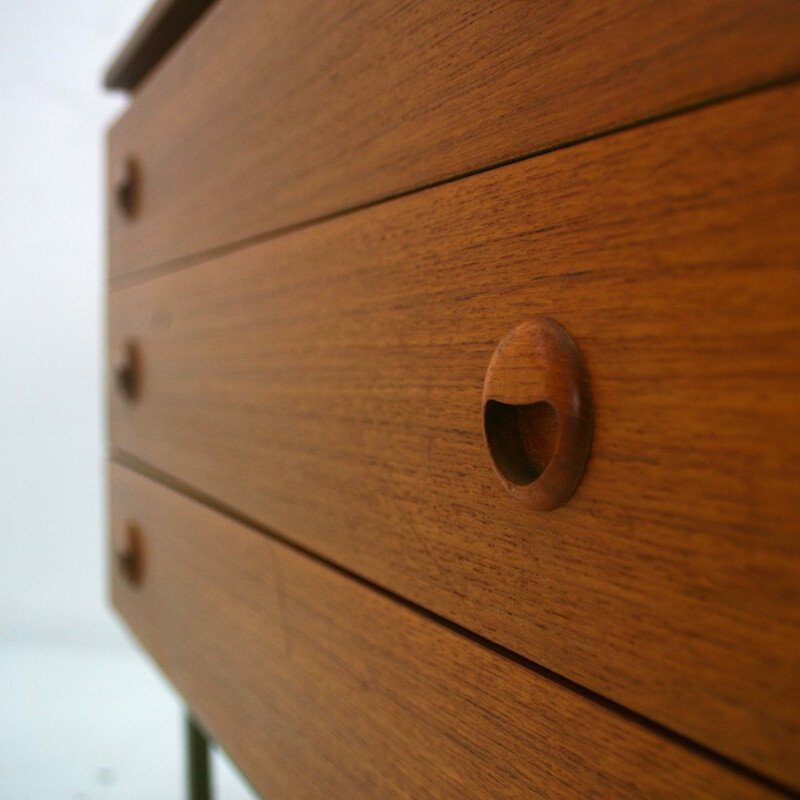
[186,713,212,800]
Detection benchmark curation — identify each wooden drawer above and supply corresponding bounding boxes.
[108,82,800,787]
[106,0,800,280]
[109,463,785,800]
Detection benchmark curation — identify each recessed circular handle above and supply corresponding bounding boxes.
[116,523,144,586]
[113,340,141,402]
[114,157,139,218]
[482,317,593,510]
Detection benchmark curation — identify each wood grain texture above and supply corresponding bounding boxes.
[108,83,800,787]
[106,0,800,279]
[109,81,800,785]
[109,463,789,800]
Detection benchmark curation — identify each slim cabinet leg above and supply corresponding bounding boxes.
[186,713,212,800]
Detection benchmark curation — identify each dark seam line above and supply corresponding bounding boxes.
[108,70,800,293]
[109,446,800,798]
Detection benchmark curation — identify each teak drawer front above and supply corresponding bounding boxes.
[108,83,800,787]
[109,464,786,800]
[106,0,800,279]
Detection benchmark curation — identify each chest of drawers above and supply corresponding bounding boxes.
[105,2,800,796]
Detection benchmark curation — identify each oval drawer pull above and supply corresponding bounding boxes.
[116,523,144,586]
[482,317,592,510]
[113,340,141,402]
[114,157,139,218]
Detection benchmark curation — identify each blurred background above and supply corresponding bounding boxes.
[0,1,255,797]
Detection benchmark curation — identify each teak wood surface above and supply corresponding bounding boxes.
[109,464,789,800]
[108,83,800,788]
[106,0,800,279]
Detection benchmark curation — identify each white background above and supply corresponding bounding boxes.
[0,2,255,797]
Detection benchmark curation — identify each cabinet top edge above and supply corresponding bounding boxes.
[104,0,217,91]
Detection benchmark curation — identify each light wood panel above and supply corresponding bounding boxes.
[107,0,800,278]
[109,464,788,800]
[108,83,800,787]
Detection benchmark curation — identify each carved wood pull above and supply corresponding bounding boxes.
[116,523,144,586]
[482,317,593,510]
[114,340,141,402]
[114,157,139,218]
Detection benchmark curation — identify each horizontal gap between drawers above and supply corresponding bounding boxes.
[108,446,800,798]
[107,69,800,293]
